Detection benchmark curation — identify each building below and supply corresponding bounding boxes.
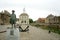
[45,14,60,24]
[45,14,54,24]
[0,10,11,25]
[36,18,45,23]
[53,16,59,24]
[0,13,2,24]
[58,16,60,24]
[19,8,29,29]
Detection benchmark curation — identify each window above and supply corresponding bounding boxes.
[25,21,26,23]
[21,21,23,23]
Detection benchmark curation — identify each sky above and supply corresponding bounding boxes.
[0,0,60,21]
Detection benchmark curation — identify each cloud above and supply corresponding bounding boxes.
[0,0,60,20]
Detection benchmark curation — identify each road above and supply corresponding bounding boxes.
[0,25,60,40]
[20,25,60,40]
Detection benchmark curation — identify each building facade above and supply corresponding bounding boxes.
[19,8,29,29]
[45,14,60,24]
[36,18,45,23]
[45,14,54,24]
[0,10,11,25]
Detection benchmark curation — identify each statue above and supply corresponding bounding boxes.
[10,10,16,35]
[10,10,16,28]
[6,11,20,40]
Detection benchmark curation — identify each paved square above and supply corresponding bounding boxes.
[0,25,60,40]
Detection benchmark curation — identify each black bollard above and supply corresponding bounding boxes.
[48,30,51,33]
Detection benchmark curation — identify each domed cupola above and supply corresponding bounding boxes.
[19,8,29,30]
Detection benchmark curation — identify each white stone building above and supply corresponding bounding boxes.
[19,8,29,29]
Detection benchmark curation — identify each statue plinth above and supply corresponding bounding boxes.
[6,27,20,40]
[10,28,14,35]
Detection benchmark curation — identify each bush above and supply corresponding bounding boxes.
[47,25,60,34]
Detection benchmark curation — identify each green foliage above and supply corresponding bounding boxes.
[29,19,33,23]
[34,24,60,34]
[35,24,40,27]
[47,25,60,34]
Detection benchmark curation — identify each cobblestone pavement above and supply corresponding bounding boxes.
[0,25,60,40]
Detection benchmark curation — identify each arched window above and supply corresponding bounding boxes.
[25,21,26,23]
[21,21,23,23]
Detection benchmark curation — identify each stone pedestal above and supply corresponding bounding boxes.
[6,28,20,40]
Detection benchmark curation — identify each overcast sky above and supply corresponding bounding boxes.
[0,0,60,20]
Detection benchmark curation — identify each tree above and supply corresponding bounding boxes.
[29,19,33,23]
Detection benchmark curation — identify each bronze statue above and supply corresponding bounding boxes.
[10,10,16,28]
